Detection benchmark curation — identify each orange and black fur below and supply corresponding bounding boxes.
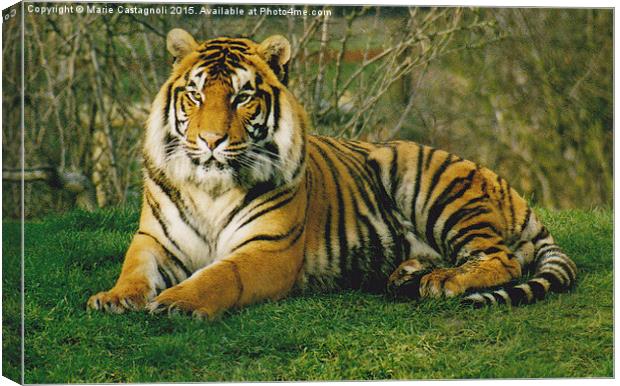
[87,29,577,319]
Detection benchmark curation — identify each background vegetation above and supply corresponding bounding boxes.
[2,5,613,218]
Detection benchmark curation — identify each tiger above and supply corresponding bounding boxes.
[87,28,577,319]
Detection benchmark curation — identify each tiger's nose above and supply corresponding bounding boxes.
[199,133,227,150]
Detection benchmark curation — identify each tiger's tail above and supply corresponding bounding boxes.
[463,225,578,307]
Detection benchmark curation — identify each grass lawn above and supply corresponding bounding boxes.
[3,206,613,382]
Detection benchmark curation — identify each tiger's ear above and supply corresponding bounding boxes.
[167,28,198,63]
[257,35,291,85]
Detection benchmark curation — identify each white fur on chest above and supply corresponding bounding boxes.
[147,179,252,271]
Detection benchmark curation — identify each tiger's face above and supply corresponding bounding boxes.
[145,29,306,193]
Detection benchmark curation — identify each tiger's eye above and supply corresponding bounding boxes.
[191,91,202,101]
[235,93,252,105]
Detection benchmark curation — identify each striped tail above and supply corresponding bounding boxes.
[463,227,577,307]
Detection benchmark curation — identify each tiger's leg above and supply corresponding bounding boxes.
[388,240,522,299]
[387,241,522,299]
[420,234,522,298]
[146,232,305,320]
[87,232,173,313]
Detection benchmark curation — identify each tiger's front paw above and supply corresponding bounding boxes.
[87,283,155,314]
[146,285,216,320]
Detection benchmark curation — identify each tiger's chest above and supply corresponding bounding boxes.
[146,181,251,271]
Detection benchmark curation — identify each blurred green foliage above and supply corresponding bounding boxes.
[404,8,612,208]
[2,6,612,218]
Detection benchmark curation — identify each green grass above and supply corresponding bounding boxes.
[4,206,613,382]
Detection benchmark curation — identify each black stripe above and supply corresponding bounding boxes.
[244,183,295,212]
[338,140,372,157]
[424,169,477,254]
[349,139,375,150]
[237,186,299,230]
[205,39,250,48]
[389,146,399,200]
[449,233,496,263]
[162,82,173,126]
[137,230,171,253]
[439,194,489,245]
[143,158,209,245]
[199,51,224,62]
[528,281,546,301]
[445,221,500,253]
[172,86,186,137]
[445,207,496,261]
[137,223,193,279]
[310,145,349,268]
[492,291,507,305]
[346,204,369,288]
[289,131,307,182]
[144,199,196,282]
[263,141,281,163]
[157,266,173,289]
[248,104,262,121]
[355,202,387,288]
[488,253,517,271]
[272,87,281,132]
[461,206,493,224]
[520,207,532,232]
[167,255,192,279]
[511,239,529,251]
[163,134,178,158]
[481,246,503,255]
[497,175,506,212]
[321,138,381,215]
[536,245,563,258]
[539,272,563,292]
[224,180,280,225]
[507,184,516,233]
[410,145,425,227]
[231,223,303,253]
[354,145,406,263]
[423,147,437,170]
[145,192,181,252]
[542,258,576,283]
[422,154,458,212]
[201,45,250,56]
[532,227,550,244]
[274,222,306,252]
[505,286,528,306]
[242,180,279,207]
[324,205,334,269]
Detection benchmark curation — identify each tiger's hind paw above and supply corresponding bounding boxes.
[387,269,432,299]
[388,259,469,300]
[418,268,467,298]
[387,258,435,299]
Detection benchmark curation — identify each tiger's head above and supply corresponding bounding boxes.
[144,28,308,194]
